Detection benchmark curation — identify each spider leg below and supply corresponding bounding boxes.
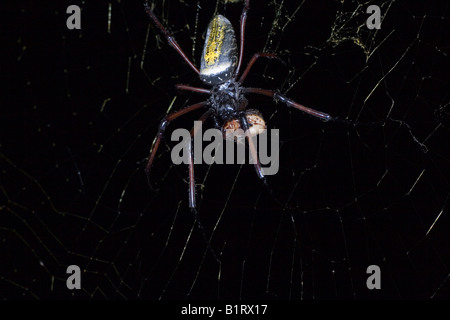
[150,107,219,261]
[176,84,211,95]
[189,110,221,263]
[233,0,250,79]
[238,111,291,209]
[238,112,265,179]
[188,109,214,208]
[239,52,278,84]
[144,1,200,74]
[244,88,332,121]
[145,101,207,181]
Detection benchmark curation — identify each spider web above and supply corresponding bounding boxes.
[2,0,450,300]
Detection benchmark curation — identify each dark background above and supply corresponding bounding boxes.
[1,0,449,300]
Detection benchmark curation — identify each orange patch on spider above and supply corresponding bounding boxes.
[223,110,266,142]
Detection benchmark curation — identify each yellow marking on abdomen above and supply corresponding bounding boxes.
[204,17,225,66]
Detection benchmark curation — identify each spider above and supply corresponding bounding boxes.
[144,0,337,209]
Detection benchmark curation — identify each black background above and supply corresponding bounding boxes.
[1,0,450,301]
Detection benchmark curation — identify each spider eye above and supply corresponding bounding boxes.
[223,110,266,143]
[200,15,238,85]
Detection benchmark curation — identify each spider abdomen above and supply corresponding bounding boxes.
[200,15,238,85]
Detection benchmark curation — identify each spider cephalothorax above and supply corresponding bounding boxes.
[209,80,247,121]
[144,0,333,208]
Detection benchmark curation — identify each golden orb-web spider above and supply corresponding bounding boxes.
[144,0,340,209]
